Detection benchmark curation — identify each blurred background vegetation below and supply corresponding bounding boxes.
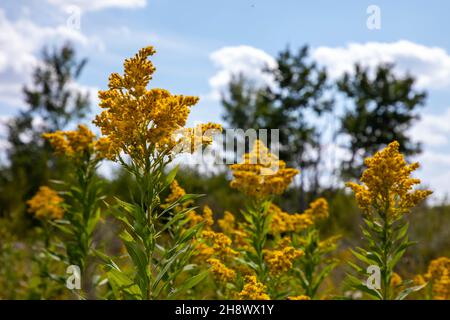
[0,42,448,299]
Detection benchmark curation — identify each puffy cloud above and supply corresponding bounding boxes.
[0,8,96,112]
[47,0,147,12]
[207,45,276,101]
[410,108,450,147]
[312,40,450,90]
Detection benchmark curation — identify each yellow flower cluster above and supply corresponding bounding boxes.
[93,45,221,163]
[269,198,329,235]
[424,257,450,300]
[288,295,311,300]
[347,141,432,218]
[303,198,329,222]
[230,140,299,198]
[27,186,64,220]
[238,275,270,300]
[187,206,214,229]
[264,246,303,276]
[176,123,223,154]
[269,204,312,235]
[201,230,237,259]
[218,211,235,235]
[43,124,107,161]
[207,258,236,284]
[163,180,188,207]
[390,272,402,287]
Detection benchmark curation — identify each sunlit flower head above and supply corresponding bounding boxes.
[218,211,235,235]
[93,45,221,164]
[230,140,299,198]
[207,258,236,284]
[237,275,270,300]
[264,246,303,275]
[346,141,432,218]
[43,124,105,162]
[425,257,450,300]
[27,186,64,220]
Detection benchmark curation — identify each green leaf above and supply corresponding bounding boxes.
[395,283,427,300]
[170,270,209,297]
[164,165,179,187]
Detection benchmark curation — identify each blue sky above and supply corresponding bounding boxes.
[1,0,450,199]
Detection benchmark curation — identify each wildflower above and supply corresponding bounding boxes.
[176,123,223,153]
[93,46,221,163]
[94,136,116,160]
[202,206,214,228]
[288,295,311,300]
[27,186,64,220]
[201,230,237,259]
[269,199,329,236]
[207,258,236,284]
[303,198,328,222]
[230,140,299,199]
[193,241,214,262]
[413,274,426,287]
[347,141,432,219]
[162,180,192,210]
[186,206,214,230]
[270,207,312,235]
[43,124,104,162]
[346,142,432,300]
[390,272,402,287]
[218,211,235,235]
[237,276,270,300]
[264,246,303,276]
[425,257,450,300]
[231,226,252,252]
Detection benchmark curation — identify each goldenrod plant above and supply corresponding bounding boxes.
[412,257,450,300]
[346,141,432,300]
[27,186,65,298]
[42,124,107,297]
[269,199,340,299]
[230,140,298,276]
[92,46,222,299]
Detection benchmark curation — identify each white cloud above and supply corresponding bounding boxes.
[312,40,450,90]
[47,0,146,12]
[0,8,97,113]
[410,108,450,146]
[206,45,276,101]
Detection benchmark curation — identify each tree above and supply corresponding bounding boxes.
[0,43,90,216]
[337,63,426,179]
[222,46,333,208]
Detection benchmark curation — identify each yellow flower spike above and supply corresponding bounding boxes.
[43,124,98,161]
[303,197,329,222]
[27,186,64,220]
[218,211,235,235]
[263,246,304,276]
[425,257,450,300]
[207,258,236,284]
[162,180,193,211]
[201,230,238,259]
[268,203,315,236]
[202,205,214,228]
[346,141,432,219]
[237,275,270,300]
[93,45,221,163]
[230,140,299,199]
[390,272,403,287]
